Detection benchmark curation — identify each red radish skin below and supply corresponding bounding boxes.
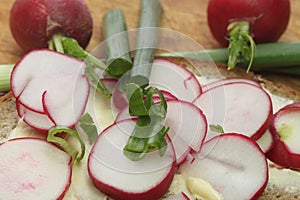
[207,0,291,46]
[88,120,176,200]
[9,0,93,52]
[267,104,300,168]
[11,49,90,131]
[0,138,72,200]
[180,133,268,200]
[201,77,262,93]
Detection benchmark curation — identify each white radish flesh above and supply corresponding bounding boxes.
[256,129,274,153]
[149,59,202,102]
[0,138,72,200]
[88,119,176,200]
[194,82,272,141]
[11,49,90,131]
[267,105,300,168]
[180,133,268,200]
[164,100,207,153]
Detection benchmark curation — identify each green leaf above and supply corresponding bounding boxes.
[79,113,98,145]
[126,83,148,116]
[62,38,88,60]
[47,126,86,165]
[209,124,225,134]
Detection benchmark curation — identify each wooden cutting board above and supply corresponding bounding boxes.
[0,0,300,89]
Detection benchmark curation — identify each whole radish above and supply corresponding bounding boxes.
[207,0,290,71]
[9,0,93,52]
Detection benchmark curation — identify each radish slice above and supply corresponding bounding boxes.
[267,104,300,168]
[180,133,268,200]
[164,100,207,153]
[202,77,261,92]
[88,119,176,200]
[0,138,72,200]
[149,59,202,102]
[16,100,55,132]
[10,49,90,131]
[256,129,274,153]
[115,100,207,165]
[194,82,272,141]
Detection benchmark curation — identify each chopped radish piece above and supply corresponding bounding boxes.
[267,104,300,168]
[180,133,268,200]
[256,129,274,153]
[115,100,207,165]
[11,49,90,131]
[202,77,261,92]
[0,138,72,200]
[88,119,176,200]
[194,82,272,141]
[149,59,202,102]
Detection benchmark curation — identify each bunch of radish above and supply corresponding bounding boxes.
[3,0,298,199]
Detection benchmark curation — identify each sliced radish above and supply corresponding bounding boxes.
[164,100,207,153]
[10,49,90,131]
[194,82,272,141]
[88,119,176,200]
[256,129,274,153]
[115,100,207,165]
[201,77,261,92]
[16,100,55,132]
[267,104,300,168]
[180,133,268,200]
[149,59,202,102]
[0,138,72,200]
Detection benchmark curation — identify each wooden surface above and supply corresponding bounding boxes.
[0,0,300,88]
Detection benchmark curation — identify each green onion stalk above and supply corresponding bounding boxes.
[157,41,300,76]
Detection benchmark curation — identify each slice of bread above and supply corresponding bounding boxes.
[1,58,300,199]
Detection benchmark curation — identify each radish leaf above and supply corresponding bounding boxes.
[47,126,85,165]
[79,113,98,145]
[209,124,225,134]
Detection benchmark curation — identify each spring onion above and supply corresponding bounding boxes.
[157,41,300,75]
[102,9,133,78]
[0,64,14,92]
[123,0,169,161]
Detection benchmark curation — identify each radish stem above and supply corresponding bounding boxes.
[227,21,255,72]
[157,41,300,75]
